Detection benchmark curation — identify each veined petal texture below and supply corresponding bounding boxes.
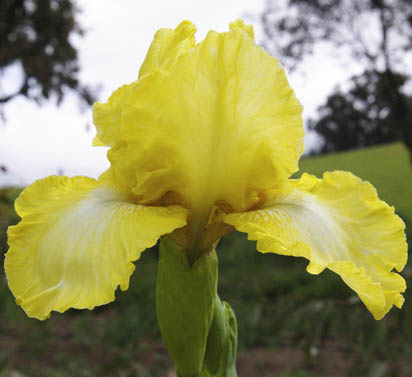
[5,176,187,320]
[224,171,407,319]
[93,20,304,213]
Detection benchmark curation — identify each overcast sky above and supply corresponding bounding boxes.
[0,0,363,187]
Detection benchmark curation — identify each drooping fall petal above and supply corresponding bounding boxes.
[5,175,187,320]
[224,171,407,319]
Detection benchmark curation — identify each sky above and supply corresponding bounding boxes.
[0,0,363,187]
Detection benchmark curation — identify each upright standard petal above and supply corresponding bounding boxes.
[5,176,187,320]
[93,21,197,147]
[224,171,407,319]
[138,20,197,77]
[93,20,304,214]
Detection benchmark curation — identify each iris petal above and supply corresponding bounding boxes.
[92,21,304,212]
[93,21,197,147]
[224,171,407,319]
[138,20,197,77]
[5,175,187,320]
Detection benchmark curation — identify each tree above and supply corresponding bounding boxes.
[260,0,412,156]
[309,69,410,153]
[0,0,95,112]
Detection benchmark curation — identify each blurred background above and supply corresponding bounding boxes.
[0,0,411,376]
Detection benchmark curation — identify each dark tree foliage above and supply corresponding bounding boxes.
[0,0,95,110]
[260,0,412,156]
[310,70,411,153]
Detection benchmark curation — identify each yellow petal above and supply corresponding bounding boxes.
[5,175,187,320]
[93,21,196,148]
[92,84,130,147]
[138,20,197,77]
[224,171,407,319]
[93,20,304,216]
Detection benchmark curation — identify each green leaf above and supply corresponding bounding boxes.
[203,297,238,377]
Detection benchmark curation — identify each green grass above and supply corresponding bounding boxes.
[299,142,412,221]
[0,142,411,376]
[299,142,412,245]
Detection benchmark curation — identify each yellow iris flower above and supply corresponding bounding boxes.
[5,20,407,321]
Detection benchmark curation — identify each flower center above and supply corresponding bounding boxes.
[170,198,233,265]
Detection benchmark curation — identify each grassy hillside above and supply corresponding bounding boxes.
[0,142,411,377]
[299,142,412,225]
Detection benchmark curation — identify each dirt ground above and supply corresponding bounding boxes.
[2,315,412,377]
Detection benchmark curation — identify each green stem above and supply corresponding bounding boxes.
[156,237,238,377]
[156,237,217,377]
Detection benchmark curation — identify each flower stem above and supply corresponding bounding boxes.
[156,237,238,377]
